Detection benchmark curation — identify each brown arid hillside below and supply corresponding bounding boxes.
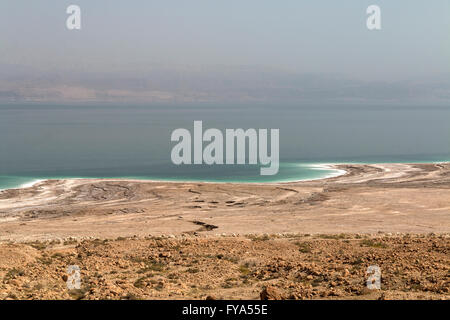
[0,234,448,300]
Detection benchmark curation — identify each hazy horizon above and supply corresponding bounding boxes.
[1,1,449,105]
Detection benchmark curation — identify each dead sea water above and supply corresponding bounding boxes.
[0,104,449,189]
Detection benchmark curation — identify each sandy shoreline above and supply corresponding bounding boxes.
[0,163,449,242]
[0,163,348,192]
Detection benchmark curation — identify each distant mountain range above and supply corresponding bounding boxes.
[1,63,449,105]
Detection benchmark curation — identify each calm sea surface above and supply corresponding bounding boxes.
[1,104,449,189]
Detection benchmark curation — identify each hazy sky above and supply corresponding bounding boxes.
[0,1,449,104]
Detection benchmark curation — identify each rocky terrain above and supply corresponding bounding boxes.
[0,233,448,300]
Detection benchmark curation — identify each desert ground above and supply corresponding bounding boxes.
[0,163,449,299]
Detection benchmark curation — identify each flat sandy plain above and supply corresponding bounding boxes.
[0,163,448,299]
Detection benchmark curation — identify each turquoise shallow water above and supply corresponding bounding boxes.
[0,176,44,190]
[1,104,449,190]
[1,159,449,191]
[0,163,343,190]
